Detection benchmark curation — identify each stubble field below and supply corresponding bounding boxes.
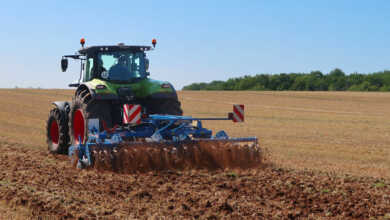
[0,89,389,219]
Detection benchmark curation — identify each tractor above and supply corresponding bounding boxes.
[46,38,182,154]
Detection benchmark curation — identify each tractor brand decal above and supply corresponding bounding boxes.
[123,104,142,124]
[232,104,244,122]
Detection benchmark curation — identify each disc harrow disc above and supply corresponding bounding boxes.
[84,141,262,173]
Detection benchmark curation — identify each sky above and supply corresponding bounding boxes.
[0,0,389,89]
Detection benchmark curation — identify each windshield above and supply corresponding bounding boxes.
[89,51,147,82]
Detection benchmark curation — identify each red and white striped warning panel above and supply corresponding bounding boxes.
[123,104,142,124]
[232,104,244,122]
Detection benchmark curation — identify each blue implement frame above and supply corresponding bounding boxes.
[68,114,258,168]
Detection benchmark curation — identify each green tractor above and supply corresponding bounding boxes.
[46,38,183,154]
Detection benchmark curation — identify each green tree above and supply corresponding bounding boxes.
[183,69,390,92]
[327,68,346,90]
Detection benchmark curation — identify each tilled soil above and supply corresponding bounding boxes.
[0,143,389,219]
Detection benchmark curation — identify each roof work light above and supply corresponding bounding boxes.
[80,38,86,48]
[152,38,157,48]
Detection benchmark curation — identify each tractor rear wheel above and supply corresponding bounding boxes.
[69,97,113,145]
[46,108,70,154]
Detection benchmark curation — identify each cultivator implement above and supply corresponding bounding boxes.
[69,105,261,173]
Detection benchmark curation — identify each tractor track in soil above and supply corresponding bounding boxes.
[0,142,389,219]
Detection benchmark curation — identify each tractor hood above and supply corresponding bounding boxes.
[84,78,176,100]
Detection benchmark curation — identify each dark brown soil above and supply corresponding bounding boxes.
[0,142,389,219]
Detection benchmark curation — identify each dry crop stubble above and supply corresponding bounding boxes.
[180,90,390,178]
[0,89,71,147]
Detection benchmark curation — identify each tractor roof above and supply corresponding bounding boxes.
[78,45,152,55]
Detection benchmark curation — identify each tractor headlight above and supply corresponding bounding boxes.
[96,85,106,90]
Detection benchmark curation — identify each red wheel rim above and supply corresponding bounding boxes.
[73,109,85,144]
[50,120,59,145]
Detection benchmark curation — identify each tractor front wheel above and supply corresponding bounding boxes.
[46,108,70,154]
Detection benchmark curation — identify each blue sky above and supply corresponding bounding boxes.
[0,0,389,89]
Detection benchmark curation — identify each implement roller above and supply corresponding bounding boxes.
[68,104,261,173]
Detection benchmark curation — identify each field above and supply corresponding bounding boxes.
[0,89,389,219]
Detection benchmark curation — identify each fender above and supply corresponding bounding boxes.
[77,83,119,100]
[52,101,71,115]
[75,84,95,98]
[148,83,179,100]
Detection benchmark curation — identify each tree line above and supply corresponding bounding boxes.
[182,69,390,91]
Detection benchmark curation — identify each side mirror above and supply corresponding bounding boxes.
[61,58,68,72]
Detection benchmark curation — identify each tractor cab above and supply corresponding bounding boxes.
[61,39,156,86]
[80,45,151,83]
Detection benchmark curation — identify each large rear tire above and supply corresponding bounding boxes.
[69,97,113,145]
[46,108,70,154]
